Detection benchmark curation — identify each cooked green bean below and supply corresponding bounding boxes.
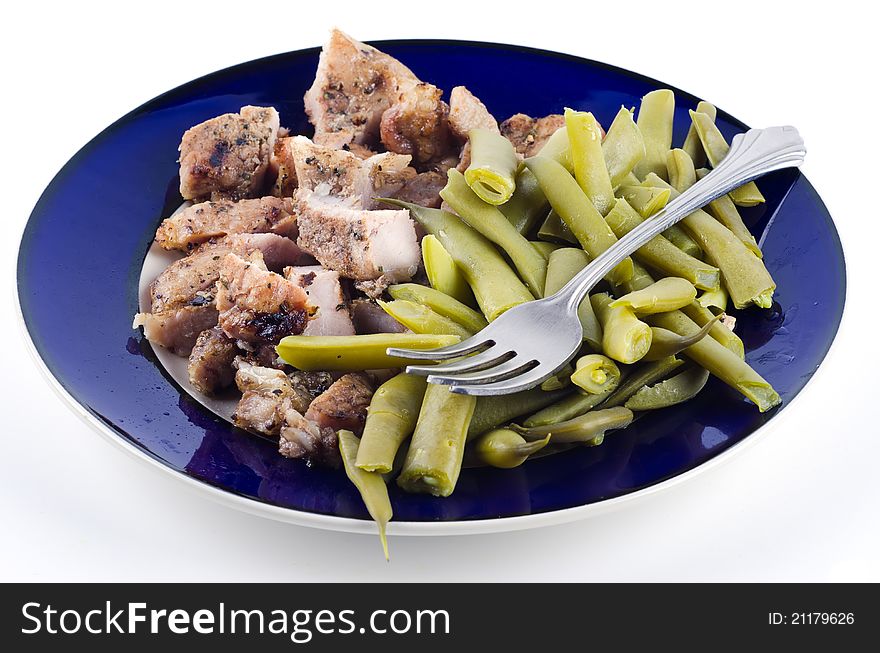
[338,430,393,560]
[276,333,460,371]
[689,109,765,206]
[545,248,603,350]
[466,388,569,440]
[697,286,729,313]
[537,209,577,244]
[387,283,488,334]
[666,148,697,192]
[681,301,745,359]
[499,168,549,235]
[645,170,776,309]
[531,240,560,260]
[571,354,621,394]
[473,429,550,468]
[378,299,472,338]
[397,384,476,497]
[610,277,697,314]
[625,366,710,411]
[513,406,634,446]
[381,199,534,320]
[681,101,717,168]
[525,156,633,285]
[619,184,671,218]
[421,234,476,307]
[441,169,547,297]
[539,126,573,170]
[522,385,615,428]
[541,363,573,391]
[644,317,719,361]
[604,356,685,408]
[617,259,656,294]
[603,106,646,188]
[696,167,762,257]
[566,108,615,215]
[465,128,520,205]
[633,89,675,181]
[649,310,780,412]
[356,373,428,474]
[591,293,652,364]
[604,198,719,291]
[662,225,703,259]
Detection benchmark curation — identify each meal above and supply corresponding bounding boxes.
[133,29,782,556]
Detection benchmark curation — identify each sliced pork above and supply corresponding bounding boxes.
[500,113,566,158]
[188,327,237,395]
[305,373,374,434]
[379,82,453,165]
[294,189,419,282]
[390,170,446,208]
[285,265,355,336]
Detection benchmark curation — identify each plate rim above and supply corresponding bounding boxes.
[16,38,849,535]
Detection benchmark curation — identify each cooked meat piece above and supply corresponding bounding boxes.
[350,298,408,334]
[278,413,340,467]
[216,251,310,344]
[288,370,334,401]
[187,327,237,394]
[345,142,376,159]
[354,276,392,299]
[390,170,446,208]
[135,233,306,355]
[305,373,374,433]
[285,265,355,336]
[178,106,280,201]
[294,189,419,281]
[232,361,292,434]
[500,113,566,158]
[448,86,499,140]
[155,197,297,252]
[304,29,420,149]
[272,136,415,208]
[380,82,452,165]
[235,341,287,369]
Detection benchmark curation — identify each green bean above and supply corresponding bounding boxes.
[633,89,675,181]
[387,283,488,334]
[696,168,762,257]
[621,171,641,187]
[604,198,719,291]
[397,384,477,497]
[644,317,719,361]
[473,429,550,468]
[619,184,671,218]
[645,170,776,309]
[545,248,603,350]
[689,110,765,206]
[467,388,569,440]
[381,199,534,320]
[539,126,573,170]
[649,310,780,412]
[523,384,616,427]
[537,209,577,245]
[441,169,547,297]
[591,293,652,364]
[663,226,703,259]
[566,108,615,215]
[338,430,393,560]
[681,301,745,359]
[378,300,472,338]
[602,106,646,188]
[541,363,573,391]
[666,148,698,192]
[697,286,729,313]
[499,168,550,235]
[465,128,520,205]
[276,333,460,371]
[356,373,428,474]
[525,156,633,285]
[421,234,476,307]
[604,356,685,408]
[610,277,697,315]
[681,101,717,168]
[513,406,634,446]
[571,354,621,394]
[531,240,560,260]
[625,366,710,411]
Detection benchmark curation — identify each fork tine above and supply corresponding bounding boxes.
[448,364,555,396]
[405,347,512,377]
[427,357,536,386]
[386,335,492,361]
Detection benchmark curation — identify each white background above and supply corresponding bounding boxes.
[3,0,878,582]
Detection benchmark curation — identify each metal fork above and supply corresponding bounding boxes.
[388,126,806,396]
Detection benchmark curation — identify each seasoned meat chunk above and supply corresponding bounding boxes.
[188,327,237,394]
[294,189,419,281]
[278,413,340,468]
[304,29,420,149]
[155,197,297,252]
[390,170,446,208]
[305,373,374,434]
[285,265,355,336]
[500,113,566,158]
[448,86,499,140]
[133,305,220,357]
[178,106,280,201]
[380,82,452,165]
[216,252,311,344]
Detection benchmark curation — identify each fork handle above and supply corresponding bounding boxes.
[555,126,807,312]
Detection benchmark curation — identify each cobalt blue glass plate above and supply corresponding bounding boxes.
[16,41,846,534]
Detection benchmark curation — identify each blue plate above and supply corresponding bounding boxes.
[17,40,846,533]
